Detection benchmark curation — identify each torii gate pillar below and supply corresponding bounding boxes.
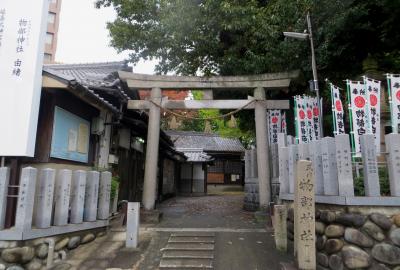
[254,87,271,208]
[142,87,161,210]
[119,70,298,211]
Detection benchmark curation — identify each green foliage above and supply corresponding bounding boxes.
[96,0,400,137]
[96,0,400,78]
[354,167,390,196]
[111,176,120,199]
[177,90,255,147]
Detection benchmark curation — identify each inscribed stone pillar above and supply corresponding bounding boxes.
[34,168,55,228]
[274,205,287,252]
[294,160,316,270]
[298,143,310,160]
[385,134,400,196]
[53,169,72,226]
[84,171,100,222]
[278,147,289,195]
[143,87,162,210]
[15,167,37,231]
[126,202,140,248]
[271,143,279,179]
[277,133,287,148]
[335,134,354,196]
[360,134,380,196]
[250,148,258,178]
[254,87,271,208]
[288,144,299,194]
[321,137,338,195]
[98,171,112,220]
[287,135,295,146]
[70,170,86,224]
[309,140,324,195]
[0,167,10,230]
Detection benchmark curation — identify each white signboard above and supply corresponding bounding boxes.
[295,96,308,144]
[387,74,400,133]
[268,110,281,144]
[365,77,381,154]
[281,111,287,135]
[331,84,345,135]
[0,0,50,156]
[304,96,315,142]
[348,80,367,157]
[312,97,321,140]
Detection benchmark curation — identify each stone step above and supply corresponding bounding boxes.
[162,250,214,259]
[170,232,215,237]
[168,236,215,243]
[159,258,213,269]
[171,232,215,237]
[164,243,214,251]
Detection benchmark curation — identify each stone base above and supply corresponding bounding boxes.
[140,209,163,224]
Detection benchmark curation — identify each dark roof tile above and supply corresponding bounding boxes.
[166,131,245,152]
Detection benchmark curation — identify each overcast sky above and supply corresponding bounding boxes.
[56,0,156,74]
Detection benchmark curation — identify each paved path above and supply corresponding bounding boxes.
[156,194,264,229]
[64,194,294,270]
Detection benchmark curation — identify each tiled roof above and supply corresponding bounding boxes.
[176,148,213,162]
[166,131,245,153]
[42,61,134,113]
[43,61,130,88]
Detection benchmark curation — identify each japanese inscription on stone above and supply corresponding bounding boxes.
[321,137,338,195]
[360,134,380,196]
[294,160,316,270]
[335,134,354,196]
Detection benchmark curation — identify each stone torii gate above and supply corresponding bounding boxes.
[118,71,298,211]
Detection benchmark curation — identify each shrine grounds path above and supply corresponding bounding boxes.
[63,192,294,270]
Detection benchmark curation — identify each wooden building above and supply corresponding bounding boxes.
[166,131,245,194]
[2,61,185,225]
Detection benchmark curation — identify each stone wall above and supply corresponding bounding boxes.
[0,229,106,270]
[287,208,400,269]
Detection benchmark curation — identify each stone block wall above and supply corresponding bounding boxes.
[0,229,105,270]
[287,208,400,269]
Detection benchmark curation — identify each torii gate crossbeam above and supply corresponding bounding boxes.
[119,71,299,211]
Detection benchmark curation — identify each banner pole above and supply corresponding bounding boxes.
[330,83,337,135]
[386,75,394,133]
[363,76,371,134]
[346,80,356,162]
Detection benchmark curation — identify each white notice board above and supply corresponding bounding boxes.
[0,0,50,156]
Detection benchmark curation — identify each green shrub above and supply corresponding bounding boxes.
[353,167,390,196]
[111,176,120,199]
